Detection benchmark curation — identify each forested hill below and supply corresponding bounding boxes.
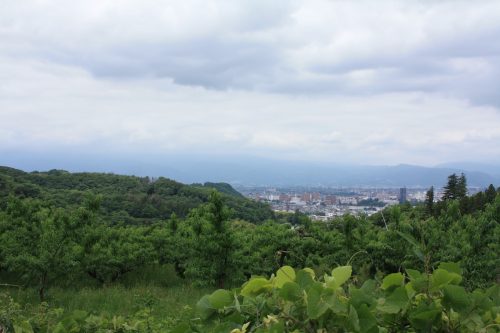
[0,166,273,224]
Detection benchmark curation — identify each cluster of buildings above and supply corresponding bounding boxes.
[238,186,431,221]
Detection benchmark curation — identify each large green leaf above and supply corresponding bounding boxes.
[406,268,428,293]
[241,277,272,297]
[348,305,360,332]
[443,285,469,311]
[438,262,462,275]
[208,289,233,309]
[408,303,441,331]
[350,287,375,309]
[471,290,494,310]
[329,265,352,289]
[306,282,331,319]
[296,269,315,289]
[279,281,302,302]
[381,272,404,290]
[406,269,422,281]
[303,267,316,278]
[356,304,378,333]
[378,286,408,314]
[274,266,296,288]
[196,295,215,320]
[431,268,461,290]
[327,291,348,314]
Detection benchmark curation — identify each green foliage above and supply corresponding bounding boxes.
[203,182,244,198]
[1,168,500,331]
[0,292,194,333]
[81,225,154,284]
[233,221,300,279]
[357,198,385,207]
[1,181,499,293]
[0,170,499,333]
[149,214,189,279]
[184,191,236,288]
[443,173,467,201]
[424,185,434,216]
[0,167,273,224]
[0,197,89,301]
[182,264,500,333]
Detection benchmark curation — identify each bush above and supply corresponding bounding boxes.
[182,263,500,333]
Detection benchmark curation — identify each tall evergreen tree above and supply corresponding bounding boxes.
[457,173,467,199]
[485,184,497,203]
[443,173,458,201]
[425,186,434,216]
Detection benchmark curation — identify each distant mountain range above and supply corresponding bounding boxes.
[1,152,499,188]
[435,162,500,178]
[167,160,499,188]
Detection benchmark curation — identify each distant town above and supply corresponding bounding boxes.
[235,186,484,221]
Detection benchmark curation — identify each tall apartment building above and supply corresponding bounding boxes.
[399,187,407,204]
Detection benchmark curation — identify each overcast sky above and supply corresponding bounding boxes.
[1,0,500,168]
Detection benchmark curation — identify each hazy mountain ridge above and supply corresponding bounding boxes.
[435,162,500,178]
[1,154,498,187]
[173,162,497,187]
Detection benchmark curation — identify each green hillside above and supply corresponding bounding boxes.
[0,166,273,224]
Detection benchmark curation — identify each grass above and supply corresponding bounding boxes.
[8,284,210,317]
[2,264,212,318]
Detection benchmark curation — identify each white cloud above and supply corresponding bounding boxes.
[2,0,500,96]
[1,57,500,165]
[1,0,500,166]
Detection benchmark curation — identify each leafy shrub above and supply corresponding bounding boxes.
[182,263,500,333]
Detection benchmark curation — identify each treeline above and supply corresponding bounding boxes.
[0,166,273,223]
[1,172,499,302]
[424,173,500,216]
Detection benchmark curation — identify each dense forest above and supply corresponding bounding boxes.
[0,166,274,224]
[0,167,499,332]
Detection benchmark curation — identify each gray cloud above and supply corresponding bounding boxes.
[1,0,500,167]
[1,0,500,104]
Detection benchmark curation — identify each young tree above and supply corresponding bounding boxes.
[81,225,154,284]
[0,198,81,301]
[186,191,235,288]
[150,212,188,278]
